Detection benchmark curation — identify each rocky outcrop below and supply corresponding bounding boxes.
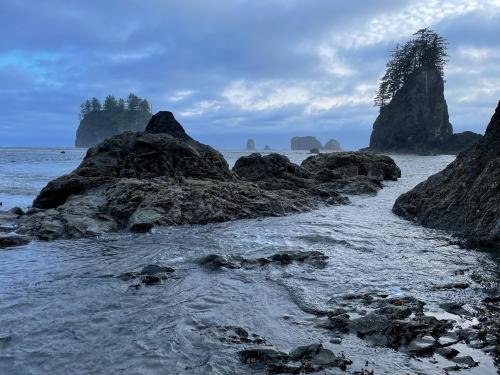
[16,112,400,240]
[291,136,322,150]
[323,139,341,151]
[368,67,481,154]
[75,110,151,148]
[264,145,271,151]
[246,138,256,151]
[393,101,500,246]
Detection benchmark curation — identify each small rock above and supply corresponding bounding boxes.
[8,207,24,216]
[435,347,459,359]
[0,234,30,249]
[452,355,479,368]
[141,275,161,285]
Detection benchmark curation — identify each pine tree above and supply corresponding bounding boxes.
[90,97,102,112]
[126,93,141,111]
[374,28,448,109]
[138,99,151,114]
[103,95,118,111]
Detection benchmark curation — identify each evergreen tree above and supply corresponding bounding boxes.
[90,97,102,112]
[374,28,448,109]
[103,95,118,111]
[117,98,126,112]
[138,99,151,114]
[126,93,141,111]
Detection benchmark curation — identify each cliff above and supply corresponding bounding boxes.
[368,67,481,154]
[75,110,151,148]
[291,136,322,150]
[393,101,500,247]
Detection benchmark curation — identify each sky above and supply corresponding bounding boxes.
[0,0,499,150]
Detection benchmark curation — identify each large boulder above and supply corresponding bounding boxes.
[16,112,401,240]
[291,136,322,150]
[368,67,481,154]
[393,101,500,247]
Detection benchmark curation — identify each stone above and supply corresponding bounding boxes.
[393,101,500,246]
[8,207,24,216]
[291,136,322,150]
[436,347,459,359]
[0,234,30,249]
[16,112,400,240]
[367,67,482,154]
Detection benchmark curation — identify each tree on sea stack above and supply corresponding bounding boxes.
[374,28,448,109]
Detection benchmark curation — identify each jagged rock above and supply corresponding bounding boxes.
[246,138,256,151]
[291,136,322,150]
[16,112,400,240]
[323,139,341,151]
[8,207,24,216]
[367,67,481,154]
[393,101,500,246]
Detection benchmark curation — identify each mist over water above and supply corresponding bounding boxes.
[0,149,498,374]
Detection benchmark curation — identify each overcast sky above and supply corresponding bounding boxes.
[0,0,499,149]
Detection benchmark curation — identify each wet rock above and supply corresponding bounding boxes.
[452,355,479,368]
[197,251,329,270]
[407,335,436,357]
[436,347,459,359]
[239,343,352,373]
[19,111,400,240]
[309,148,320,154]
[440,302,470,316]
[8,207,24,216]
[118,264,175,284]
[0,234,30,249]
[201,325,266,345]
[393,101,500,246]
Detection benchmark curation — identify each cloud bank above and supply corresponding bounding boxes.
[0,0,499,149]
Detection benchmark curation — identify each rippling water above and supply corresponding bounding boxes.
[1,148,499,374]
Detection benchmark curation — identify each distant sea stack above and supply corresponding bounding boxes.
[75,94,152,148]
[393,101,500,247]
[323,139,342,151]
[246,139,256,151]
[291,136,322,150]
[367,28,481,154]
[264,145,271,151]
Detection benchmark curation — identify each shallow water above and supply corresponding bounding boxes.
[1,148,499,374]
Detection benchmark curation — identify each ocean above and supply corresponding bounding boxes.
[0,148,498,374]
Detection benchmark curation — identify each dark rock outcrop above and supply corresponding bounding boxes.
[393,101,500,246]
[323,139,341,151]
[16,112,400,240]
[291,136,322,150]
[75,109,151,148]
[367,67,481,154]
[246,138,256,151]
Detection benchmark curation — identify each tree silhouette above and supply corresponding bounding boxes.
[374,28,448,109]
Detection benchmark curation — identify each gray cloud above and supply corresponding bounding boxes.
[0,0,499,149]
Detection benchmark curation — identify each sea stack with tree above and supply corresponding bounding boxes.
[367,29,482,154]
[75,93,152,147]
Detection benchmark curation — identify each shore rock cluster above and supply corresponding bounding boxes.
[11,111,400,241]
[393,101,500,246]
[367,68,482,154]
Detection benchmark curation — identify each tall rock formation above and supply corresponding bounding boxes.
[291,136,322,150]
[246,139,256,151]
[323,139,342,151]
[75,110,151,148]
[368,67,481,154]
[393,101,500,247]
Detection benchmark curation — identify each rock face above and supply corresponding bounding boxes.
[17,112,400,240]
[368,68,481,154]
[75,110,151,148]
[246,138,256,151]
[393,101,500,246]
[323,138,341,151]
[291,136,322,150]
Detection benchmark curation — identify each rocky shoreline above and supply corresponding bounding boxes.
[0,111,400,243]
[393,101,500,247]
